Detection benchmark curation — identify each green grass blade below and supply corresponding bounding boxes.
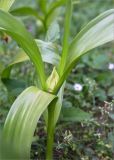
[0,9,46,89]
[1,86,56,159]
[0,0,15,11]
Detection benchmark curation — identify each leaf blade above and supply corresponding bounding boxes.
[1,40,60,80]
[68,9,114,63]
[1,86,56,159]
[0,9,46,89]
[53,9,114,93]
[10,6,43,22]
[0,0,15,11]
[61,107,92,122]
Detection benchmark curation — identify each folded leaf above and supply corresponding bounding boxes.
[44,71,65,126]
[1,86,56,159]
[0,9,46,89]
[46,67,59,92]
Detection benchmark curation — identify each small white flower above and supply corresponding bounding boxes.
[108,63,114,70]
[74,83,83,91]
[35,152,38,155]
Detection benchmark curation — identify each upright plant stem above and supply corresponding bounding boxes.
[46,1,72,159]
[46,101,56,160]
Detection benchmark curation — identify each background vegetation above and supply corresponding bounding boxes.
[0,0,114,159]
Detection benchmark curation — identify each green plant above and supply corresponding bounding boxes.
[9,0,66,33]
[0,0,114,159]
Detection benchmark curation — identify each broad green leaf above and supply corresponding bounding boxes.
[61,107,92,122]
[1,51,29,80]
[54,9,114,93]
[1,39,60,79]
[36,40,61,66]
[68,9,114,63]
[1,86,56,159]
[10,7,43,22]
[0,9,46,89]
[45,21,60,42]
[95,88,106,101]
[1,40,60,94]
[0,0,15,11]
[2,79,26,97]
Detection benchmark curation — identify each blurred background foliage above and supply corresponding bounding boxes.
[0,0,114,159]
